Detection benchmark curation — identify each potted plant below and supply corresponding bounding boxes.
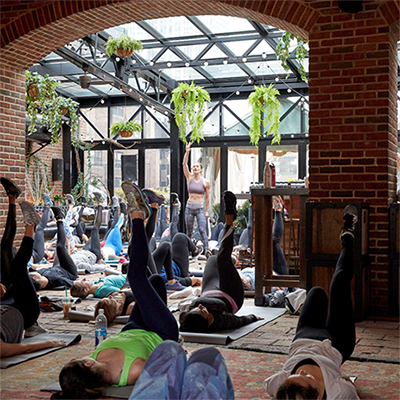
[110,120,142,139]
[276,32,308,83]
[105,34,143,58]
[171,82,211,143]
[248,84,281,147]
[53,194,64,206]
[56,96,79,138]
[26,71,60,142]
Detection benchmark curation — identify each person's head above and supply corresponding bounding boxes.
[276,371,320,400]
[179,304,214,332]
[44,249,55,260]
[191,162,203,175]
[94,293,125,323]
[70,279,92,299]
[51,357,108,399]
[28,272,48,289]
[240,274,253,291]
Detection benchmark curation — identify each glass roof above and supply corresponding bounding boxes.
[30,15,313,101]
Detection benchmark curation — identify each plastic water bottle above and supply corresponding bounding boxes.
[95,309,107,348]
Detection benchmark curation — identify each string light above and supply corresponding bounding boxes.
[287,88,292,93]
[100,99,105,104]
[236,91,240,95]
[248,79,252,84]
[116,57,120,62]
[167,62,172,67]
[129,88,132,92]
[262,53,267,59]
[203,61,209,67]
[185,62,190,67]
[149,61,154,66]
[275,77,279,82]
[132,59,136,64]
[242,57,247,62]
[102,141,105,144]
[223,60,228,65]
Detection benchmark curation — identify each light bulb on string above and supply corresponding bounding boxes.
[100,99,105,104]
[116,57,120,62]
[236,91,240,95]
[287,88,292,93]
[242,57,247,62]
[167,62,172,67]
[223,60,228,65]
[185,62,190,67]
[262,53,267,59]
[204,61,209,67]
[275,77,279,82]
[149,61,154,66]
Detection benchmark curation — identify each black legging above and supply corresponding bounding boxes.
[52,221,78,278]
[294,234,355,362]
[32,207,50,263]
[152,241,174,281]
[74,221,86,242]
[171,233,196,277]
[1,202,16,288]
[121,218,179,342]
[82,205,102,262]
[1,237,40,329]
[272,211,289,275]
[145,206,158,243]
[201,224,244,310]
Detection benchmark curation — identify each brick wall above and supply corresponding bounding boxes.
[308,1,399,315]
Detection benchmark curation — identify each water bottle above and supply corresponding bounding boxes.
[95,309,107,348]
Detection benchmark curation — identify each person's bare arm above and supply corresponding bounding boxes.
[66,236,71,255]
[190,277,202,286]
[204,179,210,218]
[183,142,192,180]
[0,338,66,358]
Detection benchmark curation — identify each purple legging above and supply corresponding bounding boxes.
[185,206,208,252]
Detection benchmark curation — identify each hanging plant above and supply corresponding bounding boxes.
[105,35,143,58]
[56,96,79,140]
[171,82,211,144]
[26,71,60,143]
[276,32,308,83]
[248,84,281,147]
[110,120,142,139]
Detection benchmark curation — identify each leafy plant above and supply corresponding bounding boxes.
[233,200,250,230]
[248,84,281,147]
[26,71,61,144]
[52,194,64,205]
[171,82,211,144]
[276,32,308,83]
[110,120,142,139]
[26,71,81,145]
[105,34,143,57]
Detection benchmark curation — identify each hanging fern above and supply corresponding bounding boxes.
[248,84,281,147]
[276,32,308,83]
[171,82,211,144]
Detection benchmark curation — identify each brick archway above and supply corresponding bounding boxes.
[1,0,318,70]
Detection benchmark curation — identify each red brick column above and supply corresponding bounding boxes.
[308,2,399,315]
[0,65,27,241]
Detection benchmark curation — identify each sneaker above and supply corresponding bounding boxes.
[120,201,127,215]
[165,280,184,291]
[80,196,86,206]
[42,193,53,207]
[170,192,179,205]
[24,321,48,338]
[222,190,237,219]
[0,177,22,198]
[143,189,165,206]
[341,204,358,238]
[65,194,75,205]
[121,181,151,218]
[272,195,284,211]
[19,201,41,226]
[192,245,204,258]
[112,195,119,207]
[51,206,65,221]
[93,191,104,204]
[206,249,212,259]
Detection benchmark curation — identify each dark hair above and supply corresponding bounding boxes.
[51,360,107,399]
[70,281,89,299]
[121,261,129,275]
[276,381,319,400]
[179,311,209,333]
[95,299,116,324]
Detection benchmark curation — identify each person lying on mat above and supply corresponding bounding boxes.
[0,187,65,357]
[52,181,179,399]
[179,191,262,333]
[28,203,104,290]
[129,340,234,400]
[94,289,135,323]
[264,205,360,400]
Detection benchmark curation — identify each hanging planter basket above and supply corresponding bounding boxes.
[28,84,39,99]
[117,47,133,58]
[61,106,68,115]
[119,130,133,138]
[258,97,265,103]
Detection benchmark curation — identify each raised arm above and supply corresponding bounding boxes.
[204,179,210,218]
[183,142,192,180]
[0,338,66,358]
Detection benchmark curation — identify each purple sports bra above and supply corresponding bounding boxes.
[188,177,205,195]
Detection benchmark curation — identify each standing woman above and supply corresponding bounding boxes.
[182,142,210,254]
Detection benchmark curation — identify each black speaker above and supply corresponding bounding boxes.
[52,158,64,181]
[338,0,363,13]
[122,155,137,182]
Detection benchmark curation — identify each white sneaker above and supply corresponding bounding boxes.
[24,321,48,338]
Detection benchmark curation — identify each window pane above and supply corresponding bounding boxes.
[196,16,255,34]
[202,102,219,137]
[223,40,256,57]
[145,148,170,190]
[203,63,246,79]
[223,99,250,136]
[228,147,259,196]
[85,150,107,187]
[190,147,220,213]
[144,110,169,139]
[147,17,203,38]
[266,145,298,183]
[80,108,108,140]
[105,23,153,40]
[164,67,204,81]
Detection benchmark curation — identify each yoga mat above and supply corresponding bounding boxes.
[41,382,135,399]
[180,306,286,345]
[0,333,81,369]
[68,310,129,324]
